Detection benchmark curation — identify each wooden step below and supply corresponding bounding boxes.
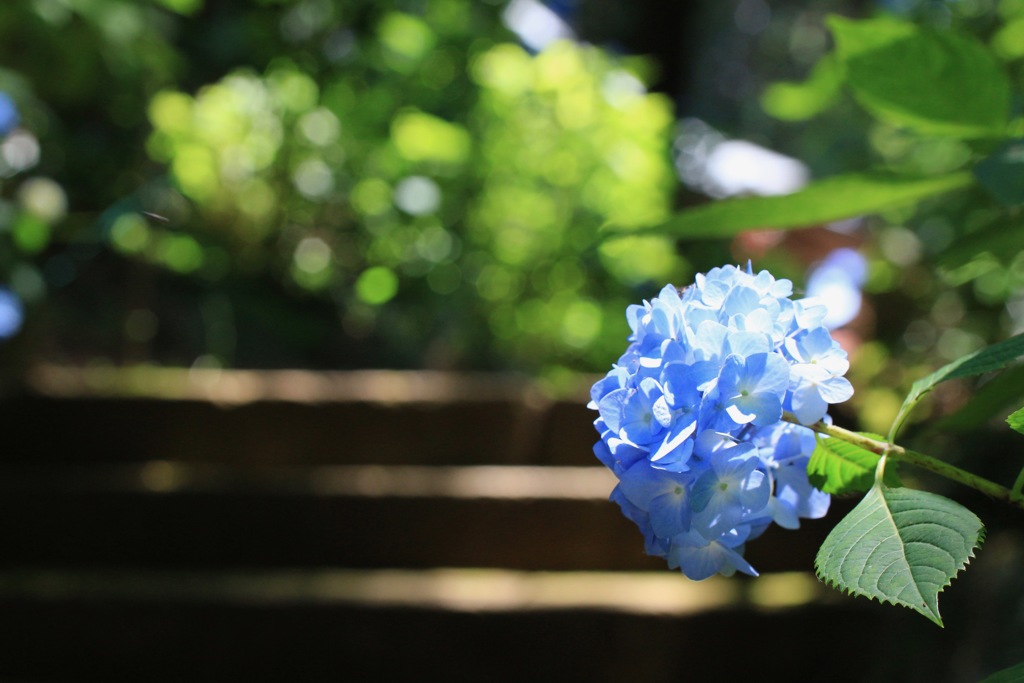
[0,462,843,572]
[0,566,1005,683]
[2,366,599,466]
[0,368,1018,682]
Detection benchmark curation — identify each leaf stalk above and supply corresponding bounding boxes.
[785,416,1024,511]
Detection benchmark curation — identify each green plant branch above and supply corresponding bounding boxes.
[784,415,1024,510]
[1012,466,1024,502]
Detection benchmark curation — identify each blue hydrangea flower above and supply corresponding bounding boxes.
[0,287,24,339]
[588,263,854,580]
[0,93,18,137]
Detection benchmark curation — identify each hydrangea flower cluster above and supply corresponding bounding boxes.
[589,264,854,580]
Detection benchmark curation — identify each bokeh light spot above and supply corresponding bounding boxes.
[356,266,399,305]
[0,287,24,339]
[378,12,436,63]
[110,213,151,254]
[394,176,441,215]
[806,248,867,330]
[11,213,50,254]
[172,144,219,202]
[293,237,332,275]
[351,178,393,216]
[298,107,341,147]
[267,68,319,114]
[415,224,454,262]
[149,91,193,136]
[18,177,67,224]
[1,130,40,174]
[158,233,204,273]
[471,43,534,96]
[391,110,470,165]
[562,299,601,348]
[292,157,334,199]
[0,93,20,135]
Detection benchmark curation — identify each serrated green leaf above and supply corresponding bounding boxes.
[601,171,973,240]
[980,661,1024,683]
[1007,406,1024,435]
[892,332,1024,439]
[815,485,984,627]
[807,435,901,494]
[829,15,1011,138]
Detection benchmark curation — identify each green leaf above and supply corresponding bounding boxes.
[829,15,1011,138]
[891,332,1024,439]
[761,54,843,122]
[992,15,1024,61]
[1008,406,1024,435]
[601,171,973,240]
[980,661,1024,683]
[815,485,984,627]
[974,140,1024,206]
[937,219,1024,270]
[807,435,901,494]
[937,365,1024,432]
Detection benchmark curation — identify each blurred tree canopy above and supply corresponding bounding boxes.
[0,0,690,374]
[1,0,1023,436]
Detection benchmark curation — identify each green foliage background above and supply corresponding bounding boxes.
[2,0,1024,444]
[0,0,691,375]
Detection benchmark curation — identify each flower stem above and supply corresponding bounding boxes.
[786,416,1024,511]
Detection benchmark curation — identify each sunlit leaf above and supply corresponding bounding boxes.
[815,484,984,627]
[892,332,1024,439]
[829,15,1011,138]
[1008,406,1024,435]
[601,171,973,239]
[807,435,901,495]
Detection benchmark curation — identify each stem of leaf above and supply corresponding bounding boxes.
[1011,467,1024,503]
[788,416,1024,511]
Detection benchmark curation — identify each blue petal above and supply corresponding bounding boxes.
[618,459,692,510]
[649,489,693,537]
[725,331,770,358]
[597,388,629,433]
[735,393,782,426]
[650,419,696,469]
[610,485,668,558]
[818,375,854,404]
[754,353,791,396]
[667,530,758,580]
